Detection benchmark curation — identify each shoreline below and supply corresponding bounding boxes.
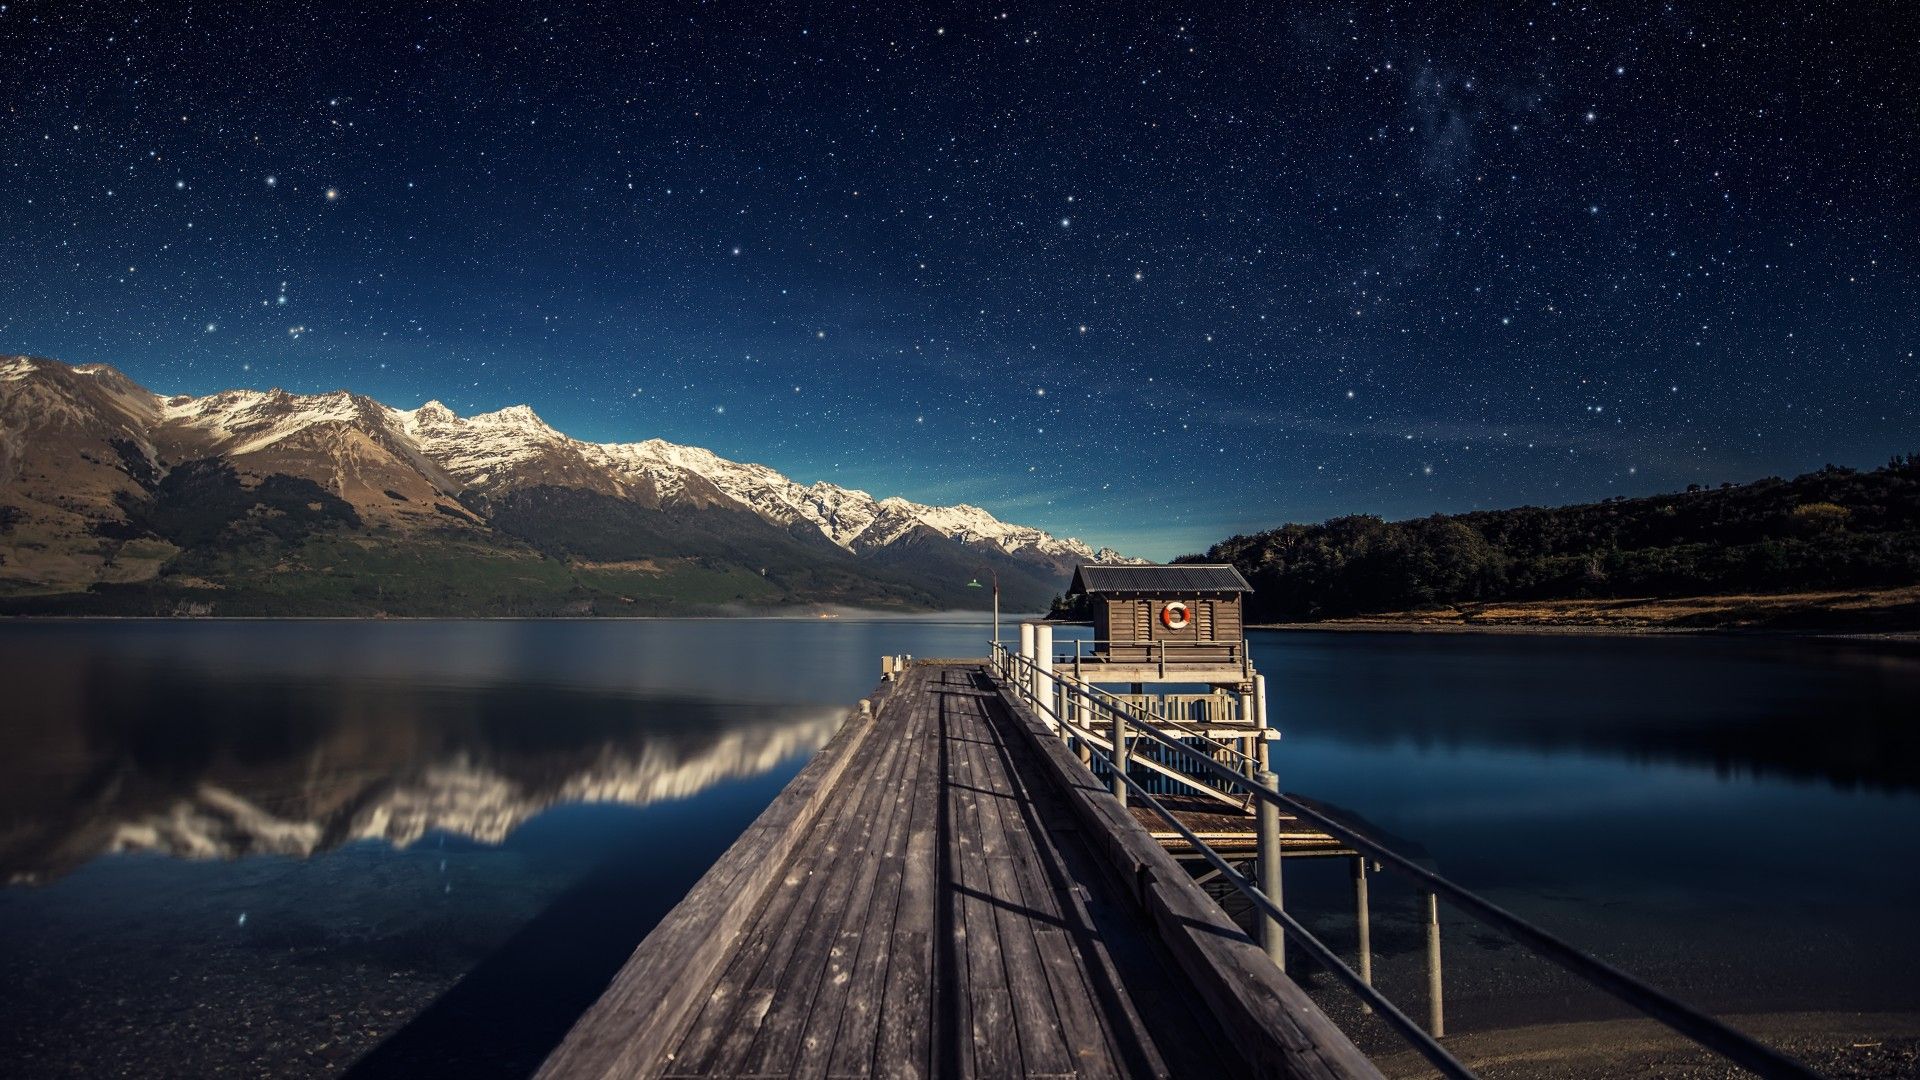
[1245,585,1920,640]
[1252,620,1920,642]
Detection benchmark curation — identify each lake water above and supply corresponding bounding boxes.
[0,620,1916,1076]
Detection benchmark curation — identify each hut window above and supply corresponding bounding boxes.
[1198,601,1215,640]
[1133,601,1150,640]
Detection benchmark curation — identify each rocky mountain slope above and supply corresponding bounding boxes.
[0,355,1136,615]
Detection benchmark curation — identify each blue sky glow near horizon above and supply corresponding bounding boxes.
[1,1,1915,560]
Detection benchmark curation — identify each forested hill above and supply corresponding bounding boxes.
[1193,456,1920,623]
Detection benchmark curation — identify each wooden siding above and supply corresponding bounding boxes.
[1215,597,1243,640]
[1096,595,1244,650]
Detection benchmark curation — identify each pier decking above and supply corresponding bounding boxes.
[538,663,1377,1079]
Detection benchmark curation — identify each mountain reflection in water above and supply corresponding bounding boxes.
[2,665,842,884]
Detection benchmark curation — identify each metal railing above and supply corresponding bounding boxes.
[988,642,1821,1080]
[1056,675,1263,806]
[1059,637,1252,682]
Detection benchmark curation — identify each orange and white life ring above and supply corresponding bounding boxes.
[1161,601,1191,630]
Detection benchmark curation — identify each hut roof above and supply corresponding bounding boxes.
[1068,563,1252,595]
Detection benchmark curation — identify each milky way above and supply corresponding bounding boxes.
[2,1,1914,558]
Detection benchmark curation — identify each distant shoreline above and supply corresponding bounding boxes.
[1253,620,1920,643]
[1246,584,1920,640]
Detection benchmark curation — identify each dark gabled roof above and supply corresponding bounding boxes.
[1068,563,1252,595]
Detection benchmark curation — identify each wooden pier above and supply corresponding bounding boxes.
[538,663,1378,1079]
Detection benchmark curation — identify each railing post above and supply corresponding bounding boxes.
[1353,856,1373,1013]
[1256,768,1285,971]
[1018,623,1036,703]
[1035,624,1054,727]
[1425,890,1446,1037]
[1254,674,1273,771]
[1111,704,1128,806]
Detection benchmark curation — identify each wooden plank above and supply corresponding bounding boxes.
[669,697,901,1074]
[790,670,936,1078]
[819,677,937,1077]
[669,685,924,1069]
[669,703,894,1071]
[718,672,925,1076]
[944,674,1020,1077]
[537,688,890,1080]
[951,676,1079,1079]
[870,679,944,1080]
[964,669,1134,1080]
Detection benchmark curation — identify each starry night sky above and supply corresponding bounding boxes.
[2,2,1915,559]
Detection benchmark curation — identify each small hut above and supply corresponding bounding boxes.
[1064,564,1254,689]
[1070,563,1251,647]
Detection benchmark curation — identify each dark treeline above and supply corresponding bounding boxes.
[1156,456,1920,623]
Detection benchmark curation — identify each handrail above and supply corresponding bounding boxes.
[993,644,1471,1078]
[1059,638,1244,657]
[1059,712,1251,811]
[1089,724,1475,1079]
[989,643,1822,1080]
[1062,674,1260,771]
[1053,683,1260,803]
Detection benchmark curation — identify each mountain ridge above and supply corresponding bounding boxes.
[0,354,1138,615]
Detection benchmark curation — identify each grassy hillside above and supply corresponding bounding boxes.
[1197,456,1920,625]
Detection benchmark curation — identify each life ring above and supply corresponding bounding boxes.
[1161,601,1191,630]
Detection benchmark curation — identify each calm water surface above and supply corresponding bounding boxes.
[0,620,1916,1075]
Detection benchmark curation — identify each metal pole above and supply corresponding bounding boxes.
[1068,681,1091,767]
[1257,670,1285,970]
[1256,768,1285,971]
[1425,890,1445,1038]
[1353,856,1373,1013]
[1018,623,1036,703]
[1035,623,1054,724]
[1254,674,1273,771]
[1111,704,1128,806]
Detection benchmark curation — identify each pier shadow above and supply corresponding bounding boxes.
[344,849,699,1079]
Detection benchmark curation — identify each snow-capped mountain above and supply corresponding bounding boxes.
[392,395,1117,564]
[0,355,1137,614]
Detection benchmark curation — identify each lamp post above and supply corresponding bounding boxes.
[992,568,1000,646]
